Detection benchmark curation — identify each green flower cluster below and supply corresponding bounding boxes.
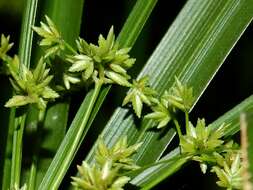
[1,16,137,109]
[5,57,59,109]
[32,16,63,57]
[34,16,135,91]
[0,35,58,110]
[123,76,194,128]
[122,76,157,118]
[180,119,226,154]
[72,137,142,190]
[211,152,242,190]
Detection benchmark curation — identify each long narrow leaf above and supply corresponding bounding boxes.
[86,0,253,167]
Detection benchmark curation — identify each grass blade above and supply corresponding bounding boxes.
[117,0,158,47]
[86,0,253,166]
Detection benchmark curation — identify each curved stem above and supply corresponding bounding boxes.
[173,119,182,138]
[185,112,190,135]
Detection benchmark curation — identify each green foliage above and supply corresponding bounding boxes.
[72,137,141,190]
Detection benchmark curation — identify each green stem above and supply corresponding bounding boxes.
[27,109,46,190]
[39,80,103,190]
[173,119,182,138]
[10,113,27,188]
[185,112,190,135]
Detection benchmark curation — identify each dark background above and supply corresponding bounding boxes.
[0,0,252,189]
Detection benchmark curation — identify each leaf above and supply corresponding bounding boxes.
[86,0,253,168]
[116,0,158,47]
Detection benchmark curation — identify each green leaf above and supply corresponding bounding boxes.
[116,0,158,47]
[86,0,253,168]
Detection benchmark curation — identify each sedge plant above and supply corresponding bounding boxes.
[0,0,253,190]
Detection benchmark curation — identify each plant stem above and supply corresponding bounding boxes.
[27,109,46,190]
[10,113,27,188]
[173,119,182,138]
[185,112,190,135]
